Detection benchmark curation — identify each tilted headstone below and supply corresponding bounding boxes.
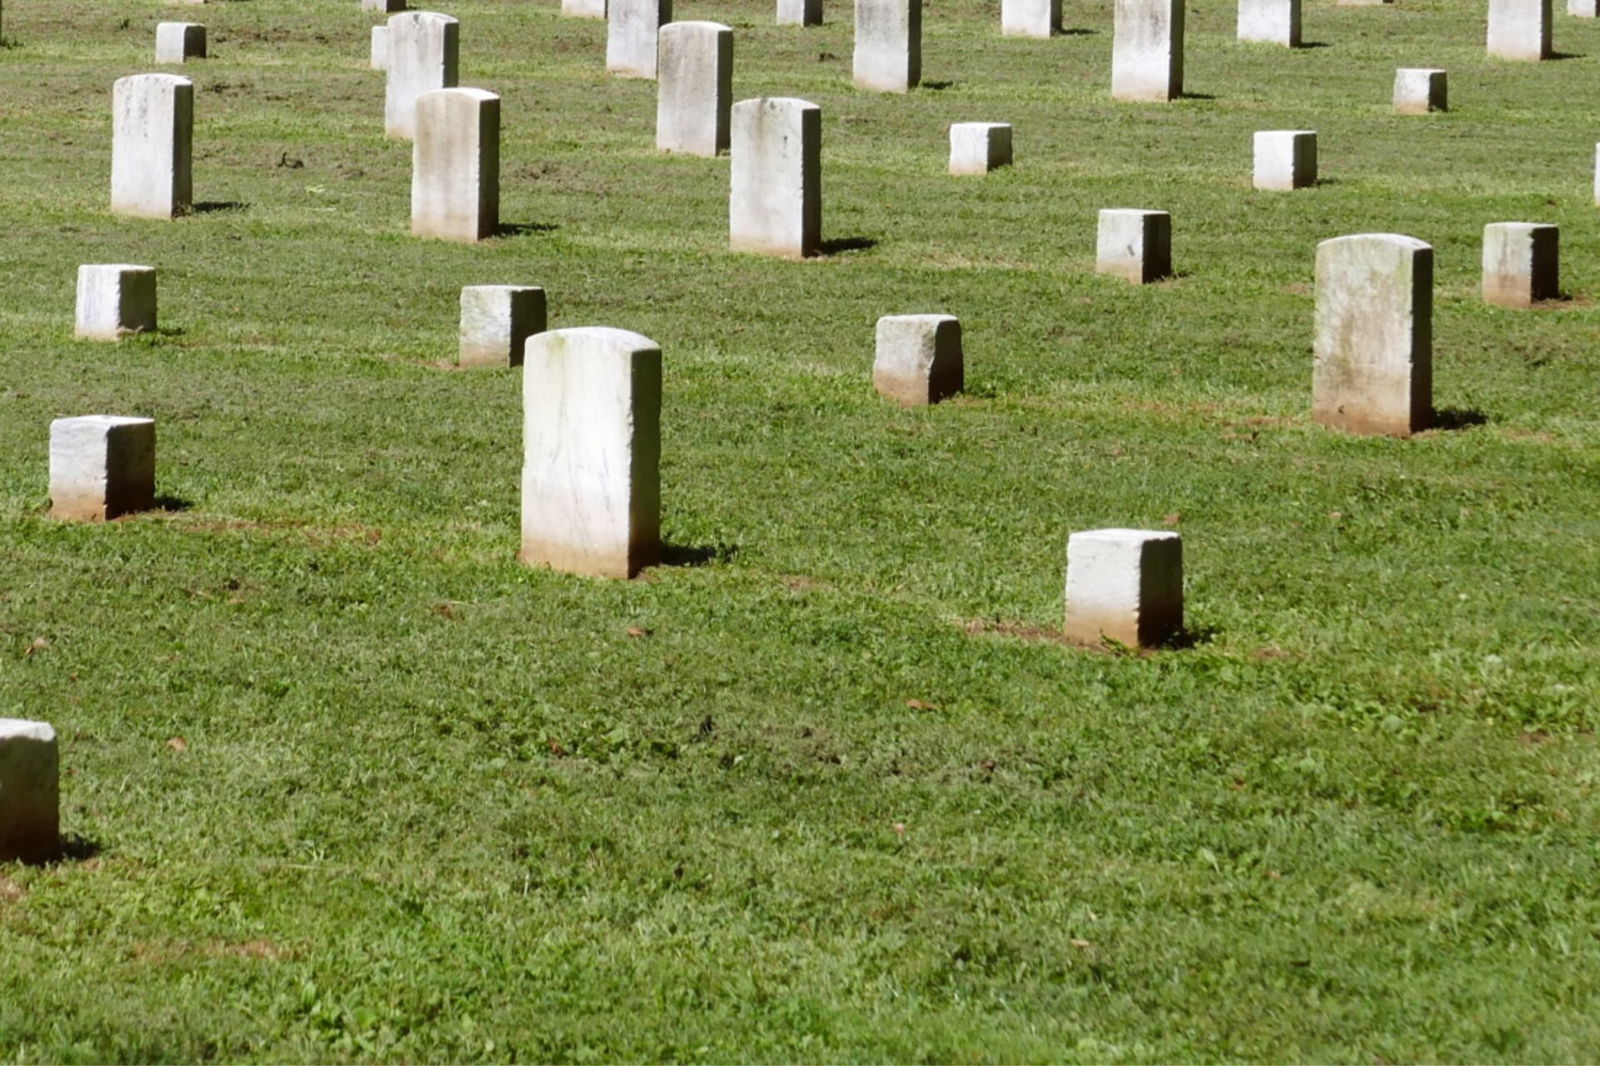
[1482,223,1558,308]
[1237,0,1298,46]
[1096,209,1171,283]
[1393,68,1446,113]
[729,97,821,258]
[371,26,389,70]
[49,416,156,521]
[155,23,206,63]
[564,0,607,18]
[1002,0,1059,37]
[1065,530,1183,648]
[521,328,661,579]
[854,0,920,92]
[608,0,672,77]
[384,11,458,139]
[777,0,823,25]
[874,314,963,405]
[1112,0,1183,101]
[0,720,58,864]
[412,88,499,242]
[1253,130,1316,190]
[949,122,1012,175]
[1488,0,1550,59]
[111,74,193,219]
[1313,233,1432,436]
[75,265,157,341]
[460,285,546,367]
[657,21,732,156]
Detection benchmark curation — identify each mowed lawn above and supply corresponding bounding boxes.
[1,0,1599,1060]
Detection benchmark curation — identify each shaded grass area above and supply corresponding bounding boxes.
[1,0,1599,1060]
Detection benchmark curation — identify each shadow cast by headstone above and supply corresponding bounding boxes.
[1429,407,1488,431]
[1298,40,1332,49]
[660,542,737,568]
[1548,51,1584,61]
[192,201,250,214]
[16,834,104,868]
[1166,624,1219,651]
[496,222,559,237]
[1178,91,1217,101]
[152,494,195,513]
[1057,27,1098,35]
[821,236,877,256]
[156,326,187,338]
[922,79,955,90]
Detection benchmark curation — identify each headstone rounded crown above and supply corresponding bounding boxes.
[529,326,660,358]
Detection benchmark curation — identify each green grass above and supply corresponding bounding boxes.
[1,0,1599,1060]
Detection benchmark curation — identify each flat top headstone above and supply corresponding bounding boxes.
[0,719,55,743]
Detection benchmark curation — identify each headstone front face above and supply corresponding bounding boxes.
[521,327,661,579]
[874,314,963,405]
[657,22,733,156]
[1313,233,1432,437]
[1112,0,1183,101]
[949,122,1012,175]
[1096,209,1171,283]
[1393,68,1446,113]
[155,23,206,63]
[854,0,921,92]
[1488,0,1550,59]
[1237,0,1298,45]
[0,720,58,864]
[729,97,821,258]
[608,0,672,77]
[111,74,193,219]
[49,416,156,521]
[1064,530,1183,648]
[371,26,389,70]
[777,0,823,24]
[1571,0,1599,17]
[564,0,607,18]
[412,88,499,242]
[363,0,407,10]
[1482,222,1558,308]
[75,265,157,341]
[1001,0,1059,37]
[460,285,547,367]
[384,12,459,139]
[1253,130,1316,190]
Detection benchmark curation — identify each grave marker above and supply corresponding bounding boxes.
[1482,222,1558,308]
[1096,209,1171,283]
[1002,0,1059,37]
[155,23,206,63]
[1488,0,1550,59]
[111,74,193,219]
[949,122,1012,175]
[75,265,157,341]
[729,97,821,258]
[1064,529,1183,648]
[412,88,499,242]
[854,0,921,92]
[1237,0,1298,46]
[460,285,546,367]
[0,720,58,864]
[1393,68,1446,113]
[657,21,732,156]
[1253,130,1316,190]
[371,26,389,70]
[1112,0,1183,101]
[777,0,823,25]
[384,11,458,139]
[608,0,672,78]
[49,416,156,521]
[874,314,963,405]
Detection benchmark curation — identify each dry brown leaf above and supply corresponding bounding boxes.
[166,736,189,753]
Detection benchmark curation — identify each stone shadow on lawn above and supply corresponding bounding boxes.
[821,236,877,256]
[1430,407,1488,431]
[152,494,195,513]
[661,542,737,568]
[497,222,559,237]
[193,201,250,214]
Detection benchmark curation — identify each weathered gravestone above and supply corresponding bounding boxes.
[1312,233,1432,436]
[460,285,546,367]
[412,88,499,242]
[565,0,607,18]
[1571,0,1599,17]
[371,26,389,70]
[729,97,821,258]
[1482,223,1558,308]
[49,416,156,521]
[1488,0,1550,59]
[0,720,58,864]
[1002,0,1059,38]
[385,11,458,139]
[1096,209,1171,283]
[75,265,157,341]
[1393,68,1446,113]
[363,0,406,10]
[949,122,1012,175]
[521,328,661,579]
[1253,130,1316,190]
[1237,0,1298,46]
[777,0,823,25]
[1112,0,1183,101]
[111,74,193,219]
[874,314,963,405]
[1064,529,1183,648]
[657,22,732,156]
[608,0,672,77]
[155,23,206,63]
[854,0,920,92]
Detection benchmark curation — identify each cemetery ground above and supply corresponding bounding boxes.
[1,0,1599,1059]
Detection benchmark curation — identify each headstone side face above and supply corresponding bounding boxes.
[853,0,921,92]
[412,88,499,242]
[1001,0,1060,37]
[0,720,59,864]
[371,25,390,70]
[1112,0,1184,101]
[1312,233,1433,436]
[384,12,459,139]
[1487,0,1551,59]
[656,21,733,156]
[564,0,608,18]
[1095,209,1171,283]
[1253,130,1316,190]
[608,0,672,77]
[110,74,194,219]
[873,314,963,405]
[1393,68,1447,113]
[1482,222,1559,308]
[49,416,156,521]
[1064,529,1183,647]
[155,23,206,63]
[75,265,157,341]
[729,97,822,258]
[1237,0,1299,45]
[776,0,823,24]
[460,285,548,367]
[949,122,1012,175]
[521,327,662,579]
